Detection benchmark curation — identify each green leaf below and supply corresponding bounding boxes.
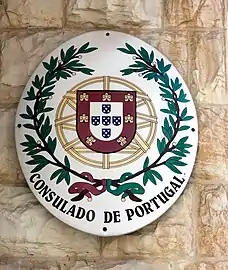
[38,114,45,127]
[147,171,157,185]
[150,170,163,181]
[67,60,84,68]
[172,150,186,157]
[37,100,46,114]
[84,47,98,53]
[42,85,55,97]
[20,113,31,120]
[48,137,57,153]
[144,73,156,80]
[23,124,35,130]
[169,115,175,128]
[160,109,171,114]
[50,169,62,180]
[134,61,148,69]
[162,126,171,140]
[171,77,182,91]
[43,107,54,113]
[77,43,97,54]
[32,75,44,89]
[163,118,173,140]
[163,64,171,72]
[158,81,169,89]
[157,138,166,154]
[78,42,89,53]
[43,62,51,71]
[157,58,165,73]
[21,142,32,148]
[26,155,47,166]
[178,89,186,101]
[143,157,149,169]
[176,136,188,147]
[172,160,187,167]
[31,162,48,173]
[24,87,36,100]
[117,48,131,54]
[49,56,58,71]
[26,105,33,117]
[41,117,52,138]
[166,163,182,174]
[27,149,41,156]
[178,97,190,103]
[168,101,177,115]
[56,171,66,184]
[80,68,94,75]
[60,49,65,62]
[182,116,194,121]
[138,47,150,63]
[181,108,187,119]
[26,159,40,165]
[164,117,169,130]
[58,71,71,79]
[120,68,134,76]
[179,125,190,131]
[182,144,192,149]
[149,51,154,62]
[65,45,76,62]
[33,155,48,162]
[158,73,169,85]
[160,89,173,99]
[64,172,71,185]
[166,156,187,167]
[143,172,149,185]
[64,156,70,168]
[181,148,190,154]
[25,134,36,144]
[126,43,137,54]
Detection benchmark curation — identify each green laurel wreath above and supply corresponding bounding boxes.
[19,41,194,203]
[107,43,194,201]
[20,42,98,185]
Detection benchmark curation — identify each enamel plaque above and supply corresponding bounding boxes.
[15,31,198,236]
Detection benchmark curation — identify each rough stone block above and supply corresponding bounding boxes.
[189,31,226,104]
[66,0,163,29]
[0,0,63,28]
[197,185,228,256]
[193,105,228,183]
[0,107,24,185]
[0,30,83,103]
[0,185,100,259]
[101,185,194,259]
[164,0,225,28]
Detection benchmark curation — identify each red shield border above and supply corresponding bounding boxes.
[76,90,136,153]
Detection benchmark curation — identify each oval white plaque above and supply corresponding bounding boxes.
[15,31,198,236]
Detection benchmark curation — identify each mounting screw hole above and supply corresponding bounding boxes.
[17,124,22,128]
[191,128,195,132]
[103,227,107,232]
[106,33,110,36]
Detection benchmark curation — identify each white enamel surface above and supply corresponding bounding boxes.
[15,30,198,236]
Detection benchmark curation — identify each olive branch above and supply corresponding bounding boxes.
[116,43,193,186]
[104,43,194,201]
[20,43,100,185]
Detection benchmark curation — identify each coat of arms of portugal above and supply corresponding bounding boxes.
[16,31,197,236]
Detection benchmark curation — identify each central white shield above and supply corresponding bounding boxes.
[90,102,123,141]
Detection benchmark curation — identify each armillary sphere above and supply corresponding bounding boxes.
[55,76,157,169]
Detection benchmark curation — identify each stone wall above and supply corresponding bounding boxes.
[0,0,227,269]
